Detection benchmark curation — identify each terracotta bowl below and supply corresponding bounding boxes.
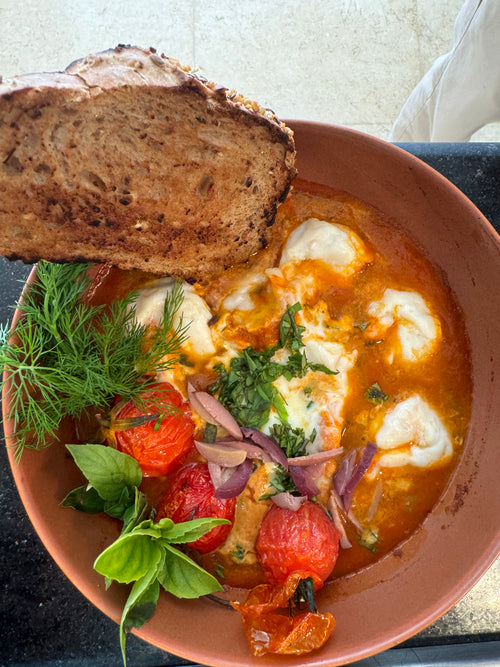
[4,122,500,666]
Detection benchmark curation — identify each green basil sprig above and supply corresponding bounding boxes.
[63,444,228,666]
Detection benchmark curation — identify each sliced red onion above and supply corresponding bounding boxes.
[333,450,357,496]
[187,382,215,422]
[194,440,247,467]
[347,507,363,532]
[287,447,343,467]
[271,492,307,511]
[241,427,288,469]
[328,491,352,549]
[188,385,243,440]
[207,461,223,489]
[289,465,318,498]
[342,442,378,511]
[214,459,253,499]
[366,478,383,521]
[330,486,363,533]
[224,439,273,463]
[207,462,235,490]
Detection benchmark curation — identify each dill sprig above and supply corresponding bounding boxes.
[1,261,188,459]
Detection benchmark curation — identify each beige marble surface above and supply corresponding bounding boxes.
[0,0,499,141]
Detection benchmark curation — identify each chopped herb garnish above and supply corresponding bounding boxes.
[178,352,195,367]
[279,302,306,351]
[364,382,389,404]
[260,464,300,499]
[230,543,246,561]
[211,303,337,429]
[153,416,164,432]
[211,347,284,429]
[203,423,218,443]
[269,423,310,458]
[358,528,379,553]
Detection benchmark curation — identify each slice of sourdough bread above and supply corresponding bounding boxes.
[0,45,296,282]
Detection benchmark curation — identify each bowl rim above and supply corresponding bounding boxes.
[4,121,500,666]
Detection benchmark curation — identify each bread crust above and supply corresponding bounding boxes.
[0,45,296,282]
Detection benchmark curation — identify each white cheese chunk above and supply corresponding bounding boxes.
[222,272,266,311]
[264,338,355,453]
[133,278,216,357]
[279,218,369,276]
[375,395,453,468]
[367,288,439,361]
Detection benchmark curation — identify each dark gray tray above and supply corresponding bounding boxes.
[1,142,499,666]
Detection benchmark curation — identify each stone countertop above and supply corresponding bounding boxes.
[1,142,499,667]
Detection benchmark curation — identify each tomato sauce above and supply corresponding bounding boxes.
[276,182,471,577]
[84,180,472,586]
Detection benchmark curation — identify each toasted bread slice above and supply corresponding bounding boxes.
[0,45,296,282]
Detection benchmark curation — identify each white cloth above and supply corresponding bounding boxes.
[389,0,500,142]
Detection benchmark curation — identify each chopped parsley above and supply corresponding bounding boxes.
[211,303,337,430]
[203,423,218,443]
[259,464,301,500]
[364,382,389,404]
[358,528,379,553]
[279,302,306,351]
[270,423,312,458]
[230,543,247,561]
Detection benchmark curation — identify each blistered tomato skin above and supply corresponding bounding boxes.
[256,501,341,590]
[114,382,195,477]
[156,462,236,553]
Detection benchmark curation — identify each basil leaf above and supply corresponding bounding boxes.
[104,485,134,519]
[66,444,142,501]
[158,516,230,544]
[120,560,162,666]
[121,488,150,535]
[94,533,163,583]
[159,544,223,598]
[60,484,105,513]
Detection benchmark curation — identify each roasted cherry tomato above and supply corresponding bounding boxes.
[256,501,341,590]
[232,573,336,656]
[114,382,194,477]
[156,462,236,553]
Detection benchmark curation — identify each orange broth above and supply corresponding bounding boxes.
[274,182,471,577]
[84,180,472,586]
